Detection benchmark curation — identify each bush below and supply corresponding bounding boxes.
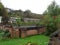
[0,29,4,33]
[2,30,11,38]
[44,23,57,36]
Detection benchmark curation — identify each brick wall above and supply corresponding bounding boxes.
[21,31,26,38]
[9,28,14,38]
[9,28,20,38]
[26,30,37,36]
[14,29,20,38]
[0,25,46,38]
[38,27,46,34]
[20,27,46,38]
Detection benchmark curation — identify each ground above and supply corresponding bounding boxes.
[0,34,49,45]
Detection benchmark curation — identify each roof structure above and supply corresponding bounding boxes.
[13,26,45,29]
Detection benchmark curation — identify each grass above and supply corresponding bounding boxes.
[0,35,49,45]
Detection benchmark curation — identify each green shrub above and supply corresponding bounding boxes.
[0,29,4,33]
[44,23,57,36]
[2,30,11,38]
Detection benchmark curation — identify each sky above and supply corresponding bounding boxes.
[1,0,60,14]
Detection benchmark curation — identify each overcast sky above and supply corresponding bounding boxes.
[1,0,60,14]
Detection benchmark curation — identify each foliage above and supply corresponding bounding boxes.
[0,29,10,40]
[8,9,42,19]
[2,17,9,24]
[43,1,60,16]
[40,15,58,35]
[0,2,9,24]
[15,19,22,26]
[43,1,60,35]
[2,30,11,38]
[13,18,40,26]
[56,15,60,29]
[24,10,32,18]
[0,29,3,33]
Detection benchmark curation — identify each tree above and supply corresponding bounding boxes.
[43,10,48,15]
[42,1,59,35]
[56,15,60,29]
[24,10,32,18]
[43,1,60,16]
[0,2,9,24]
[40,15,57,35]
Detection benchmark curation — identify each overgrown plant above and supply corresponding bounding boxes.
[2,30,11,39]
